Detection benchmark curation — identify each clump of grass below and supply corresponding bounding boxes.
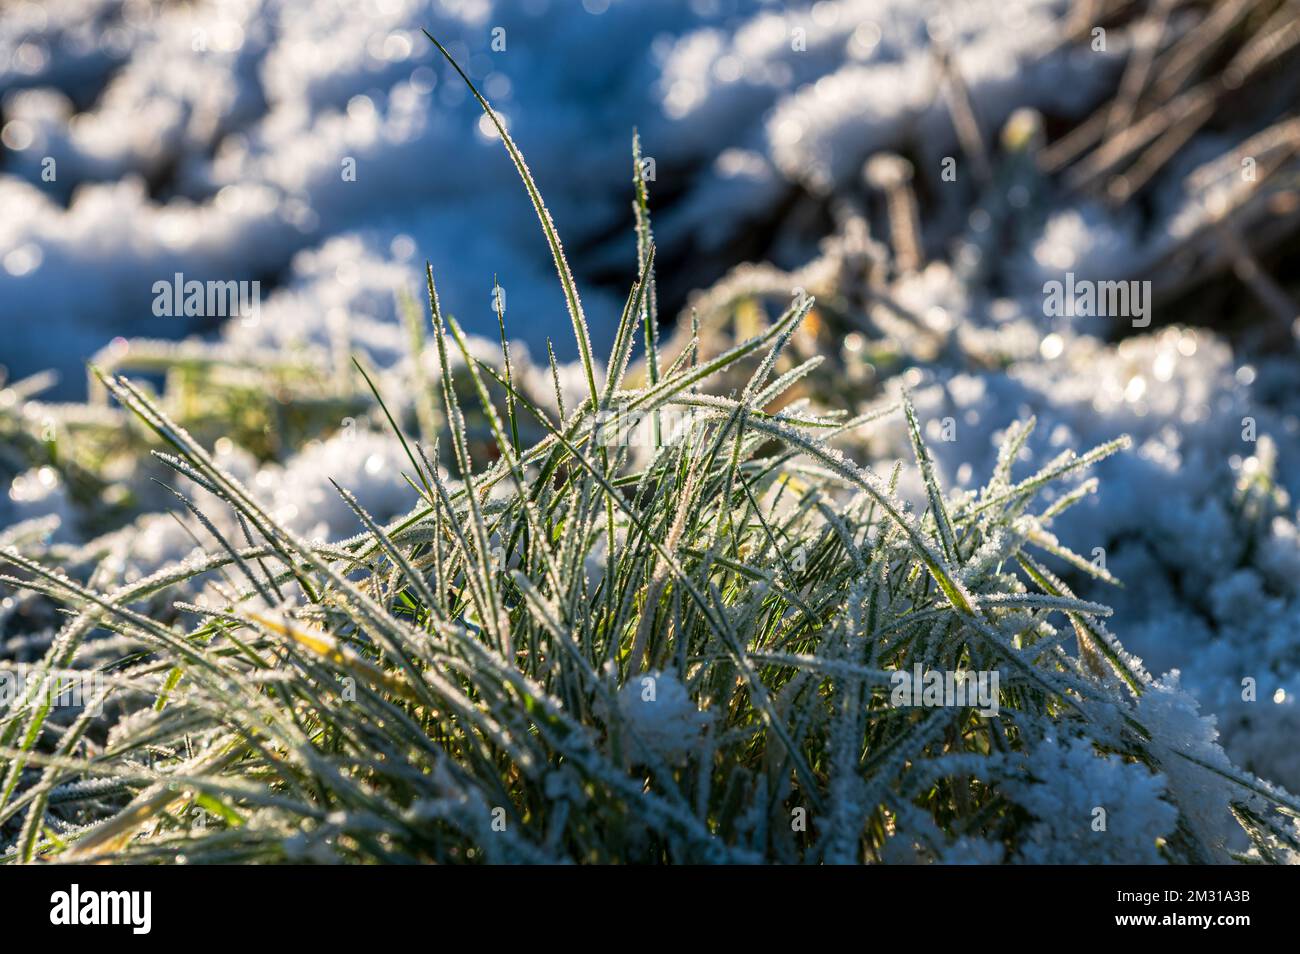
[1,39,1297,865]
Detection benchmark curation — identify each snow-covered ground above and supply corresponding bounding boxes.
[2,0,1111,393]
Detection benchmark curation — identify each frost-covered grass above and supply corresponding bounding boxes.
[2,43,1299,865]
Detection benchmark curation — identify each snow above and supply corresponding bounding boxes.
[1007,735,1178,864]
[616,669,714,765]
[2,0,1107,395]
[858,323,1300,790]
[1135,673,1254,860]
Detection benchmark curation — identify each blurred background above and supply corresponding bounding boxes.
[4,0,1293,396]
